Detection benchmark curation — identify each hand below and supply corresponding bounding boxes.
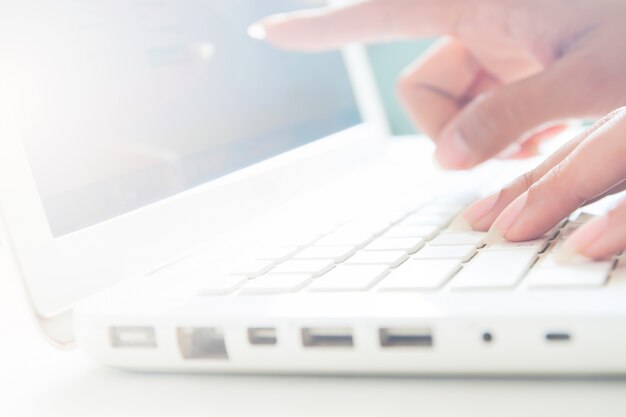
[462,107,626,260]
[250,0,626,169]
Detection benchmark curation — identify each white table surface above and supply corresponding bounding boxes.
[2,253,626,417]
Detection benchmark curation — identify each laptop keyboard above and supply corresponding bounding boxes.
[197,192,621,296]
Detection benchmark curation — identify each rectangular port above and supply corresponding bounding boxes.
[379,328,433,348]
[177,327,228,359]
[248,328,277,346]
[110,326,157,348]
[545,332,572,342]
[301,327,353,348]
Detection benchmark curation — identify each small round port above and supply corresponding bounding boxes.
[482,332,494,343]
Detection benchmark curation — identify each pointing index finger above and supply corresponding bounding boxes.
[251,0,466,51]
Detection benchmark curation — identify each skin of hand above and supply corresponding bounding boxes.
[251,0,626,260]
[249,0,626,170]
[465,107,626,261]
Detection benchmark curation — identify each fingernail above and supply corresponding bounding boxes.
[435,131,471,169]
[492,193,528,238]
[247,23,267,40]
[558,216,608,262]
[484,226,506,245]
[463,193,499,225]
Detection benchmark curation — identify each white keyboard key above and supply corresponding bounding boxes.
[358,209,408,225]
[400,213,454,227]
[450,248,537,289]
[527,262,613,288]
[240,274,311,294]
[436,190,479,207]
[197,276,248,296]
[560,223,582,239]
[569,212,596,225]
[315,230,375,248]
[254,246,299,262]
[308,265,389,292]
[230,259,275,278]
[345,251,408,268]
[270,259,335,277]
[610,256,626,286]
[378,259,461,291]
[417,204,463,216]
[333,220,381,234]
[341,218,391,235]
[429,231,486,247]
[364,237,424,253]
[382,225,439,239]
[413,245,476,261]
[545,226,560,240]
[279,229,326,247]
[483,237,549,253]
[559,230,576,240]
[545,241,567,257]
[294,246,355,263]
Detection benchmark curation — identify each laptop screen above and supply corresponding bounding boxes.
[12,0,361,236]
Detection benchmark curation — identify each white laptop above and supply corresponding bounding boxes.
[1,0,625,375]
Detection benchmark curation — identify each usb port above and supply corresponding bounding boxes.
[379,328,433,348]
[110,326,157,348]
[301,327,353,348]
[248,328,277,346]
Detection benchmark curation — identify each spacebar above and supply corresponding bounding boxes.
[450,248,537,289]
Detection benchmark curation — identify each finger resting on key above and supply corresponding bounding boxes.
[492,107,626,242]
[462,136,584,231]
[563,198,626,260]
[462,109,626,232]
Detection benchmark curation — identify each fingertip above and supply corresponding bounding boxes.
[247,14,309,49]
[248,11,335,52]
[553,241,594,264]
[563,216,612,261]
[483,226,506,245]
[462,193,500,231]
[449,214,473,232]
[490,193,528,241]
[247,23,267,40]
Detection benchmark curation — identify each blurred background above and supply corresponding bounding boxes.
[368,40,434,135]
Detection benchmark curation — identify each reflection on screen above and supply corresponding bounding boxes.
[12,0,361,236]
